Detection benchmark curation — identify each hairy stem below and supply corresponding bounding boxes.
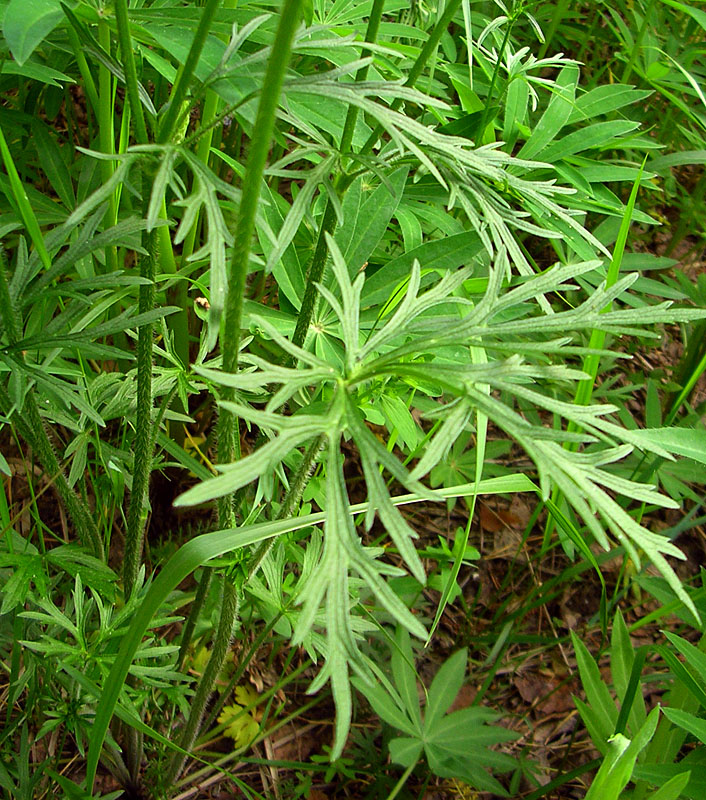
[123,225,157,599]
[217,0,305,482]
[290,200,339,351]
[338,0,386,155]
[166,577,241,785]
[177,567,213,671]
[113,11,153,779]
[168,1,305,786]
[0,377,102,558]
[246,434,326,577]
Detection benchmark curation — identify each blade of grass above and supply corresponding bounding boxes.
[0,126,52,271]
[425,337,488,645]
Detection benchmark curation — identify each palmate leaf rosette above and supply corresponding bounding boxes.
[176,236,705,755]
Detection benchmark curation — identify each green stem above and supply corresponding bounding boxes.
[477,15,514,136]
[177,567,213,671]
[168,1,305,785]
[339,0,385,155]
[115,1,158,754]
[246,434,326,577]
[289,0,386,351]
[166,577,241,786]
[173,434,324,777]
[66,25,100,120]
[668,318,706,414]
[666,348,706,426]
[386,761,416,800]
[544,161,645,548]
[158,0,222,144]
[621,0,657,84]
[168,90,225,444]
[0,380,101,557]
[217,0,305,486]
[179,92,222,266]
[523,759,602,800]
[290,200,339,351]
[157,197,190,446]
[201,611,289,734]
[360,0,463,155]
[114,0,149,147]
[97,19,118,275]
[123,224,157,599]
[537,0,570,60]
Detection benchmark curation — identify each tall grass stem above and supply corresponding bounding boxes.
[114,0,149,146]
[158,0,222,144]
[123,225,158,599]
[166,578,241,784]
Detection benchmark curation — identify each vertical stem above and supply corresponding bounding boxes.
[290,201,339,351]
[338,0,386,155]
[97,19,118,274]
[117,0,188,448]
[245,434,326,577]
[123,224,157,599]
[158,197,190,445]
[622,0,657,84]
[217,0,305,486]
[177,567,213,670]
[544,162,645,549]
[114,0,149,147]
[158,0,222,144]
[478,16,514,136]
[166,577,241,785]
[179,91,223,266]
[167,1,305,786]
[113,7,153,781]
[178,0,237,262]
[290,0,386,351]
[66,26,100,120]
[360,0,463,155]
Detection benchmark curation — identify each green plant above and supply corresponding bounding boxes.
[566,608,706,799]
[1,1,705,798]
[354,627,518,796]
